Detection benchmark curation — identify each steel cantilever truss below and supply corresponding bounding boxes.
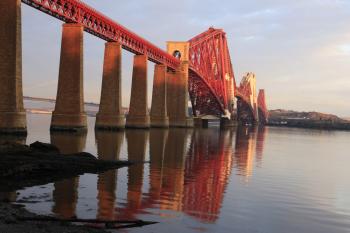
[188,28,236,117]
[257,89,268,124]
[21,1,267,121]
[21,0,180,69]
[236,85,257,124]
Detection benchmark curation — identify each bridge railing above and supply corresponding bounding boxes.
[22,0,180,69]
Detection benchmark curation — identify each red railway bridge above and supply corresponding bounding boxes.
[0,0,268,134]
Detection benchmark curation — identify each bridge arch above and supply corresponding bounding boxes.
[188,68,225,116]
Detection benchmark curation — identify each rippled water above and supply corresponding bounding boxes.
[1,113,350,233]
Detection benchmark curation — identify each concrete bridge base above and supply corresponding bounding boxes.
[194,117,211,128]
[126,55,150,129]
[95,115,125,131]
[168,118,194,128]
[220,118,238,128]
[150,64,169,128]
[167,63,193,128]
[51,23,87,132]
[0,113,27,135]
[96,42,125,130]
[0,0,27,135]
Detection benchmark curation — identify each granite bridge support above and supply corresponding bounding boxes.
[126,54,150,128]
[96,42,125,130]
[150,64,169,128]
[51,23,87,132]
[166,42,193,128]
[0,0,26,135]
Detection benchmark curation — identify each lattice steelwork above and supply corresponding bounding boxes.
[236,80,257,123]
[257,89,268,124]
[188,28,236,116]
[21,0,180,69]
[21,1,268,121]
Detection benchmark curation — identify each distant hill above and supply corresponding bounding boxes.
[24,96,100,108]
[23,96,128,117]
[269,109,348,122]
[268,109,350,130]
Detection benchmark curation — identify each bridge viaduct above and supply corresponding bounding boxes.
[0,0,268,135]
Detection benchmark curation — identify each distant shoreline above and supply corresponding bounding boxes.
[24,96,127,117]
[267,120,350,131]
[268,109,350,131]
[24,96,100,107]
[24,97,350,131]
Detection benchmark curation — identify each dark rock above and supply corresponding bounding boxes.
[73,152,97,160]
[29,141,60,154]
[4,216,17,224]
[0,141,132,192]
[0,142,31,155]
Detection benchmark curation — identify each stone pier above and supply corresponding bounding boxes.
[167,63,193,127]
[150,64,169,127]
[51,23,87,132]
[166,42,193,128]
[96,42,125,130]
[0,0,26,135]
[125,55,150,128]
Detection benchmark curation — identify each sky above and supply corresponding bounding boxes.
[22,0,350,117]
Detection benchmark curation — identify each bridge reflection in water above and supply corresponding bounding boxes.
[95,130,124,220]
[18,127,267,222]
[50,132,87,219]
[0,135,27,202]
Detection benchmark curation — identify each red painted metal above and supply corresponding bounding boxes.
[21,1,267,119]
[257,89,268,124]
[235,79,257,123]
[188,28,236,116]
[21,0,180,69]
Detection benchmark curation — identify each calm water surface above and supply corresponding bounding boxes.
[1,113,350,233]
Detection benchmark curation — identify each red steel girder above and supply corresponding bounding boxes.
[257,89,268,124]
[189,69,225,116]
[188,27,236,116]
[21,0,180,69]
[236,85,257,123]
[236,97,256,124]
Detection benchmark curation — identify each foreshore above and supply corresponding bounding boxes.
[0,141,134,232]
[0,203,108,233]
[0,141,133,192]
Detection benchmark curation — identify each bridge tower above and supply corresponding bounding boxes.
[0,0,26,135]
[257,89,268,124]
[166,42,193,127]
[236,72,259,124]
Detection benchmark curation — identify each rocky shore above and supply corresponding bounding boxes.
[0,203,108,233]
[0,141,133,192]
[0,141,135,232]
